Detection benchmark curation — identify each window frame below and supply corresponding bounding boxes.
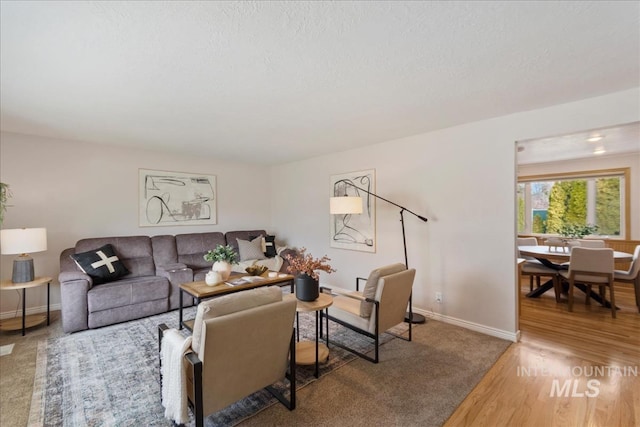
[517,167,630,239]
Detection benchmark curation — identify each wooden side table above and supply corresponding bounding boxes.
[285,292,333,378]
[0,276,51,336]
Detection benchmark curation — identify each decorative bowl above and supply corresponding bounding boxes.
[245,265,268,276]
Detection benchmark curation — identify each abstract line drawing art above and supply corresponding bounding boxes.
[139,169,217,227]
[330,169,376,253]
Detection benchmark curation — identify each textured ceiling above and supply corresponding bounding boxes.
[1,1,639,165]
[517,121,640,165]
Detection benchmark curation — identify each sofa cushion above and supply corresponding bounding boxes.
[191,286,282,355]
[70,244,130,285]
[176,232,226,269]
[87,276,169,313]
[237,236,267,261]
[151,235,178,267]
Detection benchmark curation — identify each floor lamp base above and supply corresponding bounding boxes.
[405,312,426,324]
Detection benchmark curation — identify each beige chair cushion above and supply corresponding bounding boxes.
[559,247,614,284]
[360,263,407,317]
[328,293,370,331]
[191,286,282,355]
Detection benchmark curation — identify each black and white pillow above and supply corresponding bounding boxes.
[249,234,277,258]
[263,235,277,257]
[70,244,129,284]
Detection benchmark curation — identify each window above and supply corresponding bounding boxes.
[518,168,629,238]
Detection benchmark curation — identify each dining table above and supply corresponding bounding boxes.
[518,245,633,307]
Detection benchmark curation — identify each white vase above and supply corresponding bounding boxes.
[205,270,222,286]
[212,261,232,280]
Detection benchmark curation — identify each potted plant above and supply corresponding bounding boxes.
[559,223,599,240]
[285,247,336,301]
[204,244,239,281]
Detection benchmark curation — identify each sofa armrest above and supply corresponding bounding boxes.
[59,277,91,333]
[157,263,194,311]
[278,247,298,274]
[59,271,93,286]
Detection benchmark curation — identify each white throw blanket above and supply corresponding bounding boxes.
[161,329,193,425]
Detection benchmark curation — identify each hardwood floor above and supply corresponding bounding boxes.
[444,278,640,427]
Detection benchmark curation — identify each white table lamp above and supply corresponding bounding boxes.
[1,228,48,283]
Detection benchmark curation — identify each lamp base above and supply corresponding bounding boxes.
[12,256,35,283]
[405,312,426,324]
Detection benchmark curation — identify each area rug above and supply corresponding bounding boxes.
[28,306,402,427]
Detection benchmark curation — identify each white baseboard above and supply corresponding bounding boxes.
[414,308,519,342]
[0,303,61,321]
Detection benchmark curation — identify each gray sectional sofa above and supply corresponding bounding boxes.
[59,230,293,333]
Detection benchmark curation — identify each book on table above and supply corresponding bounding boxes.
[225,276,266,286]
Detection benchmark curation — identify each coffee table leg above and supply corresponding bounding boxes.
[179,290,184,329]
[47,282,50,326]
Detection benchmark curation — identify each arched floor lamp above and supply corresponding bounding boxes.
[330,185,428,324]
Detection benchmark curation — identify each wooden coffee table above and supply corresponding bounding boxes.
[179,272,294,330]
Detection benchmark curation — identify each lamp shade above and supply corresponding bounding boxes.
[1,228,48,255]
[330,197,363,215]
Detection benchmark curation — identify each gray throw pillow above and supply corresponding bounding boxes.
[237,236,267,261]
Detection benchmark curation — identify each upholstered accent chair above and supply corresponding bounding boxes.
[559,247,616,318]
[321,263,415,363]
[158,286,297,427]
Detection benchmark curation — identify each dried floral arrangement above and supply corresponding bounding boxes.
[285,247,336,281]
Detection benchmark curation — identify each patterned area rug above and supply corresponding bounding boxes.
[28,305,401,426]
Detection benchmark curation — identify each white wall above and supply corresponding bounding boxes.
[2,88,638,338]
[271,88,640,340]
[518,152,640,239]
[0,132,273,315]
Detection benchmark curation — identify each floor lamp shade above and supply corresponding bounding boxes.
[330,196,363,215]
[1,228,48,283]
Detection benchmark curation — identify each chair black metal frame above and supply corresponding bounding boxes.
[319,285,411,364]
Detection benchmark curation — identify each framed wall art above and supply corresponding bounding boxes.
[330,169,376,252]
[139,169,217,227]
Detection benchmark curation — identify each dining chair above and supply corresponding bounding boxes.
[320,263,415,363]
[559,247,615,318]
[518,237,560,297]
[577,239,606,248]
[614,245,640,313]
